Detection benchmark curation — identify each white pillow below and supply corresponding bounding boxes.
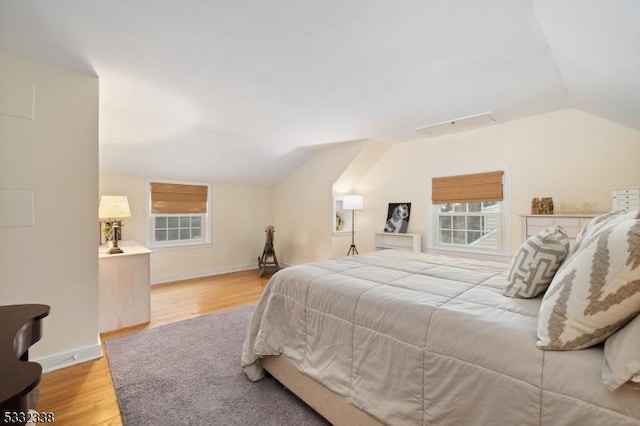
[537,218,640,350]
[573,209,639,255]
[505,225,570,298]
[603,313,640,391]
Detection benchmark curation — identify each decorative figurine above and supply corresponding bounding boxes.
[541,197,554,214]
[531,197,541,214]
[532,197,554,214]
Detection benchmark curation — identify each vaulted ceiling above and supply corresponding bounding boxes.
[1,1,638,185]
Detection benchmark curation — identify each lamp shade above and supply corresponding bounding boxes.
[343,194,363,210]
[99,195,131,220]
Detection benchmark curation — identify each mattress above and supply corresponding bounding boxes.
[242,249,640,425]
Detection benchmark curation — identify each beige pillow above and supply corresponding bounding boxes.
[603,313,640,391]
[505,225,570,298]
[537,218,640,350]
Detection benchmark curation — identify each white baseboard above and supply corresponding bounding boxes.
[151,263,258,285]
[36,342,103,373]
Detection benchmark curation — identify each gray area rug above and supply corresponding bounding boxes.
[105,304,329,425]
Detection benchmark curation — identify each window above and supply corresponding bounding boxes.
[154,215,202,243]
[436,201,501,250]
[147,181,211,248]
[429,170,508,255]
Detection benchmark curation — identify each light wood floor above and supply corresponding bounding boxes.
[38,269,270,425]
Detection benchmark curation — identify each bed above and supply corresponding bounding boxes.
[242,248,640,425]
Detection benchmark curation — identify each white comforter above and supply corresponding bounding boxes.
[242,250,640,425]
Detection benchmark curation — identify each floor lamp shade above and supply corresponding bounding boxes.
[343,194,363,210]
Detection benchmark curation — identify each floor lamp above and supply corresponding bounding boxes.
[343,194,363,256]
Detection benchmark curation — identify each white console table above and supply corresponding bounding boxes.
[374,232,421,252]
[98,241,152,333]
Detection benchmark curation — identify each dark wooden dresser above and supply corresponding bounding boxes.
[0,304,50,425]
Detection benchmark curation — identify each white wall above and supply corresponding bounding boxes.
[331,141,389,257]
[273,140,368,264]
[355,109,640,254]
[100,173,273,283]
[271,109,640,264]
[0,49,100,368]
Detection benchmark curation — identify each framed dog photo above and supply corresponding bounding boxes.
[384,203,411,233]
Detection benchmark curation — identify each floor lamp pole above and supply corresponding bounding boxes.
[347,209,359,256]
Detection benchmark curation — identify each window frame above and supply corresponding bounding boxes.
[427,168,510,257]
[146,178,213,250]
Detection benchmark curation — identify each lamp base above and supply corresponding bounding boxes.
[107,246,124,254]
[346,244,359,256]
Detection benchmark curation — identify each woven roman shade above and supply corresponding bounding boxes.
[150,183,208,214]
[432,171,504,204]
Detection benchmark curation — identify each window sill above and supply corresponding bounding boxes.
[429,245,511,262]
[148,242,213,252]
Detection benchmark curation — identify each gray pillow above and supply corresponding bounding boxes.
[603,313,640,391]
[504,225,570,298]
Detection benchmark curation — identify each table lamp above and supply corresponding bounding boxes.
[99,195,131,254]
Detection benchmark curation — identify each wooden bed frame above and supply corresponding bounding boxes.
[262,355,383,426]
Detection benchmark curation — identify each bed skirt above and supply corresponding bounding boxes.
[262,355,383,426]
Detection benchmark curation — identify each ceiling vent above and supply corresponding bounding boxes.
[414,112,499,137]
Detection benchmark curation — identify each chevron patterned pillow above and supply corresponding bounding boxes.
[537,218,640,350]
[573,209,639,254]
[504,225,570,298]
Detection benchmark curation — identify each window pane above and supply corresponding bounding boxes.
[155,216,167,228]
[191,228,202,239]
[439,216,451,229]
[453,203,466,213]
[452,216,465,230]
[155,230,167,241]
[179,217,190,228]
[468,216,481,230]
[439,203,453,213]
[482,201,499,212]
[468,202,481,212]
[168,217,179,228]
[484,216,498,231]
[179,229,190,240]
[452,231,466,244]
[467,231,481,244]
[440,230,452,244]
[168,229,179,240]
[191,216,201,227]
